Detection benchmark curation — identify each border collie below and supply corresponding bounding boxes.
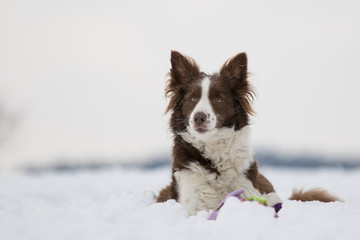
[157,51,339,214]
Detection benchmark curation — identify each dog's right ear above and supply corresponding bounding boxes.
[165,51,200,113]
[170,51,200,85]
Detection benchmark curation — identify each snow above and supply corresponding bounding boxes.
[0,167,359,240]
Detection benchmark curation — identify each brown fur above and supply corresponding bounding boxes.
[289,188,340,202]
[245,162,275,194]
[165,51,202,114]
[157,177,178,203]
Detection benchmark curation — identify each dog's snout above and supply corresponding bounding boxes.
[194,112,207,125]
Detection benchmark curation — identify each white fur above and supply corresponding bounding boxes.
[188,77,217,134]
[176,126,282,214]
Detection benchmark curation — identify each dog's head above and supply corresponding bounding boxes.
[166,51,254,138]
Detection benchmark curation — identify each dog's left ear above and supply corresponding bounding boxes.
[219,52,248,85]
[220,52,255,116]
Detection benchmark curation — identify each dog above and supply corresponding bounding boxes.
[157,51,339,214]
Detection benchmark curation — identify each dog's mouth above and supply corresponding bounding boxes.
[194,126,216,134]
[195,127,208,134]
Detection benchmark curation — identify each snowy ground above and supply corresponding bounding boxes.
[0,167,359,240]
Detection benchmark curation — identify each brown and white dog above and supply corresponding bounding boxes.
[157,51,339,214]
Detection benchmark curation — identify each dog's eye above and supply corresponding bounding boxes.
[191,97,199,102]
[215,98,223,103]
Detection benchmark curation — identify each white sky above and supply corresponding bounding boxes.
[0,0,360,169]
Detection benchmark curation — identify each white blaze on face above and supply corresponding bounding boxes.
[189,77,217,136]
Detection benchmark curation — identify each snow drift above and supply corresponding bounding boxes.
[0,167,359,240]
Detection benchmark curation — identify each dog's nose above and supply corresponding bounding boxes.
[194,112,207,125]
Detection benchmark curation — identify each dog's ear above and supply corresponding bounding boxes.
[219,52,247,85]
[220,52,255,116]
[170,51,200,84]
[165,51,200,113]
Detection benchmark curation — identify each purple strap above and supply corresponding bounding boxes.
[208,189,282,220]
[208,189,245,220]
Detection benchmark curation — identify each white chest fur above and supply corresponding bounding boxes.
[176,126,265,214]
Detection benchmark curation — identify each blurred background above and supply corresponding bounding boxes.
[1,0,360,172]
